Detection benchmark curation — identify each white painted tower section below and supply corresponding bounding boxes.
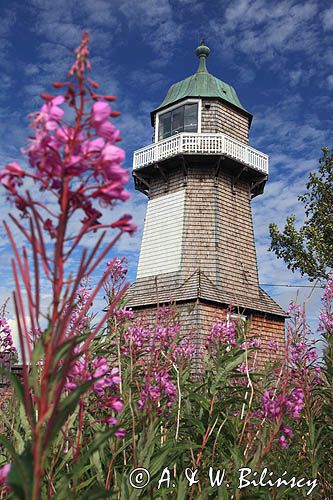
[136,190,185,279]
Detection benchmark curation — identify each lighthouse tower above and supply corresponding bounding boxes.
[127,43,286,356]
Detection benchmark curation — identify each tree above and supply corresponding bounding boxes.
[269,147,333,282]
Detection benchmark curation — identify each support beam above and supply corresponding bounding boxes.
[156,164,169,191]
[214,156,224,187]
[231,166,247,193]
[181,155,188,186]
[134,173,150,189]
[250,176,267,197]
[214,156,224,181]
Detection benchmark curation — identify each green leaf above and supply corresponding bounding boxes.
[19,402,32,440]
[47,379,94,448]
[0,366,33,422]
[0,438,33,499]
[189,393,211,412]
[90,450,104,485]
[224,351,246,373]
[176,475,188,500]
[31,336,45,365]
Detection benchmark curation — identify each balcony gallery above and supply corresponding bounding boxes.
[133,132,269,175]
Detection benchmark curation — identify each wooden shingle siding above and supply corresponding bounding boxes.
[201,99,249,144]
[149,168,185,199]
[180,165,260,301]
[198,303,285,366]
[129,301,285,367]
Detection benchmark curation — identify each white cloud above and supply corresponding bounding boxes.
[210,0,322,76]
[327,74,333,88]
[322,5,333,31]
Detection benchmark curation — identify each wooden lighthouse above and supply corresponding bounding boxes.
[126,43,287,357]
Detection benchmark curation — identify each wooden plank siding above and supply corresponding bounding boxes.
[137,190,185,278]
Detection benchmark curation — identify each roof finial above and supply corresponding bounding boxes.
[195,39,210,73]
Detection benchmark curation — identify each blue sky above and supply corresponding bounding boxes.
[0,0,332,347]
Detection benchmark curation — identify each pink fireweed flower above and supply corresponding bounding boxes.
[68,32,90,76]
[3,35,133,231]
[114,428,126,438]
[262,390,281,417]
[102,144,125,164]
[0,162,25,193]
[241,338,261,349]
[290,342,307,364]
[109,397,124,413]
[267,340,279,351]
[91,360,120,396]
[92,101,111,122]
[109,367,121,385]
[307,349,318,362]
[107,257,127,280]
[207,319,237,348]
[92,357,109,379]
[281,425,293,438]
[0,463,10,484]
[114,307,134,321]
[65,354,121,398]
[91,102,122,142]
[123,321,152,353]
[173,337,196,362]
[236,362,253,374]
[39,95,65,130]
[65,281,92,333]
[261,386,305,421]
[0,162,25,177]
[104,416,118,426]
[111,214,136,234]
[286,387,304,419]
[288,301,302,316]
[64,359,88,392]
[82,137,105,154]
[92,181,130,204]
[0,310,17,356]
[104,164,129,184]
[278,434,289,449]
[138,371,177,413]
[95,120,121,141]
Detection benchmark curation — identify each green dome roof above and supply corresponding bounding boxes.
[152,42,251,119]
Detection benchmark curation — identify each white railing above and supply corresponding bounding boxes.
[133,133,269,175]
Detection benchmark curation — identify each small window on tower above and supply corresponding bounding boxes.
[184,103,198,132]
[158,102,198,140]
[171,106,184,135]
[159,111,171,140]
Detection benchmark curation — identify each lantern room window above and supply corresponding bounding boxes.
[158,102,199,140]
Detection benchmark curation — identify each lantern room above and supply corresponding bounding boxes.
[133,42,269,199]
